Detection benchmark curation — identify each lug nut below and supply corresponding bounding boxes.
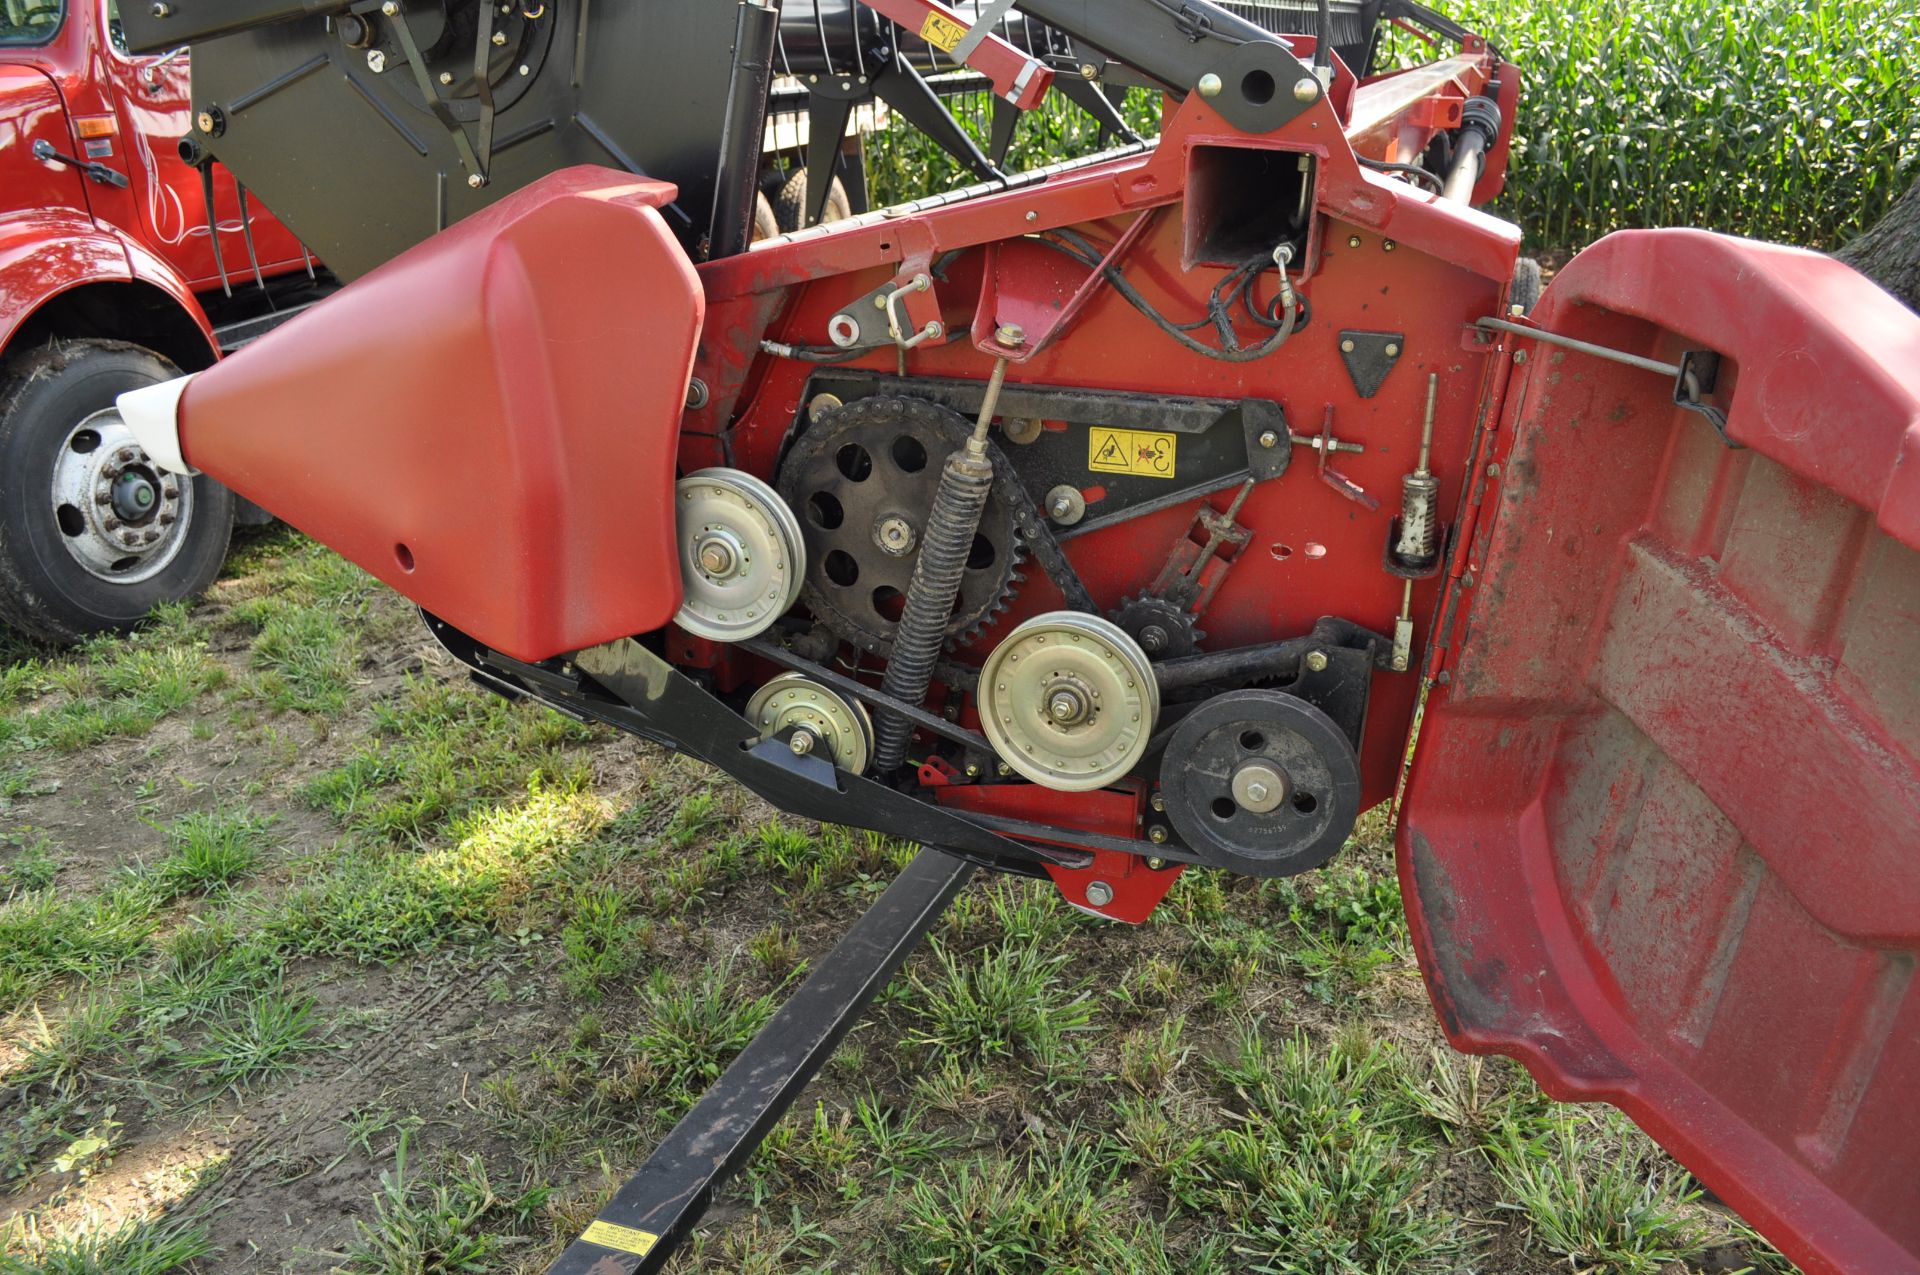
[161,484,178,499]
[104,517,120,531]
[159,513,176,526]
[142,530,159,544]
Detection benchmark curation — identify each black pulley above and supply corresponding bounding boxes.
[1158,688,1360,877]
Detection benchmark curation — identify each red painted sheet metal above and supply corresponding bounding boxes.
[1401,230,1920,1275]
[172,167,701,663]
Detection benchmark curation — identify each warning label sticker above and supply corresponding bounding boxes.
[1088,427,1177,478]
[918,12,968,52]
[581,1220,660,1256]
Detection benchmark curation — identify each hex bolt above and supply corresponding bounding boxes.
[380,0,397,13]
[996,762,1013,777]
[367,49,387,72]
[439,71,454,84]
[1347,234,1362,248]
[1196,72,1222,98]
[467,173,484,188]
[1024,210,1038,222]
[491,30,508,45]
[518,64,530,76]
[1258,430,1280,449]
[1079,63,1098,80]
[964,762,981,778]
[1147,825,1169,844]
[1146,856,1168,870]
[1292,76,1319,103]
[1149,792,1165,813]
[1085,880,1114,907]
[1340,338,1355,353]
[994,322,1025,348]
[1384,342,1401,357]
[1383,239,1397,252]
[788,730,816,757]
[1139,626,1167,654]
[150,1,171,14]
[1304,650,1329,673]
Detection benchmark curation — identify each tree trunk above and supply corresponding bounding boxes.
[1837,176,1920,311]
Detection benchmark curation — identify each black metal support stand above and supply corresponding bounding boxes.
[544,846,976,1274]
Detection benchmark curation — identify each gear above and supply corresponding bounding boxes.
[1111,594,1203,659]
[777,395,1025,653]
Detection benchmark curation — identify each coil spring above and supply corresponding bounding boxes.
[1394,472,1439,566]
[871,447,997,772]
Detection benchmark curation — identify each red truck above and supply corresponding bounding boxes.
[0,0,323,643]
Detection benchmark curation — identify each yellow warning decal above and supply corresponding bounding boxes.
[919,12,968,52]
[581,1220,660,1256]
[1088,427,1177,478]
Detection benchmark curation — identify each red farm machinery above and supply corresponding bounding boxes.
[103,1,1920,1271]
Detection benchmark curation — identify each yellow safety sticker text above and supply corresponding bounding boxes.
[918,12,968,52]
[581,1220,660,1256]
[1088,427,1177,478]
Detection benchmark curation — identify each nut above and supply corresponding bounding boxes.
[1079,63,1098,80]
[1292,76,1320,103]
[467,173,484,188]
[1257,430,1280,449]
[993,322,1025,349]
[1196,73,1223,98]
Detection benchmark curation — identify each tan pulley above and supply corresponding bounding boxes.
[977,611,1159,791]
[745,672,874,773]
[673,467,804,641]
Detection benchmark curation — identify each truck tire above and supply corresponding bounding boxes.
[773,170,852,233]
[0,340,234,645]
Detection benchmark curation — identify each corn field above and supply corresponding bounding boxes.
[863,0,1920,252]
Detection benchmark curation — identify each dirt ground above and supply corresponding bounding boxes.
[0,529,1789,1274]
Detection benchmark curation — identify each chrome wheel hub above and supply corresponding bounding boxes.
[50,408,193,584]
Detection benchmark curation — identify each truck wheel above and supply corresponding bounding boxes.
[773,171,852,232]
[0,340,234,645]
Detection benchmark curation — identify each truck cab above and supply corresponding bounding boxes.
[0,0,325,643]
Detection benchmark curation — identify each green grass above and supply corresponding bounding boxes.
[0,530,1784,1273]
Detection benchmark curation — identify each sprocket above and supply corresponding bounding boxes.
[1112,593,1203,658]
[776,395,1025,653]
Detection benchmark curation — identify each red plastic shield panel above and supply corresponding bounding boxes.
[173,166,702,663]
[1402,230,1920,1275]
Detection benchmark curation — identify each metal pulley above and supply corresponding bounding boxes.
[673,468,805,641]
[1157,688,1360,877]
[977,611,1158,791]
[745,672,874,773]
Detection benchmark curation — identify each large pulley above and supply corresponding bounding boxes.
[978,611,1159,792]
[1158,689,1361,877]
[673,468,805,641]
[745,672,874,773]
[775,395,1024,653]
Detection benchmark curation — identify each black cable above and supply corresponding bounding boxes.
[1033,228,1305,362]
[1357,156,1445,192]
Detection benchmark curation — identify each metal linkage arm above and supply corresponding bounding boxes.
[860,0,1054,107]
[544,847,977,1275]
